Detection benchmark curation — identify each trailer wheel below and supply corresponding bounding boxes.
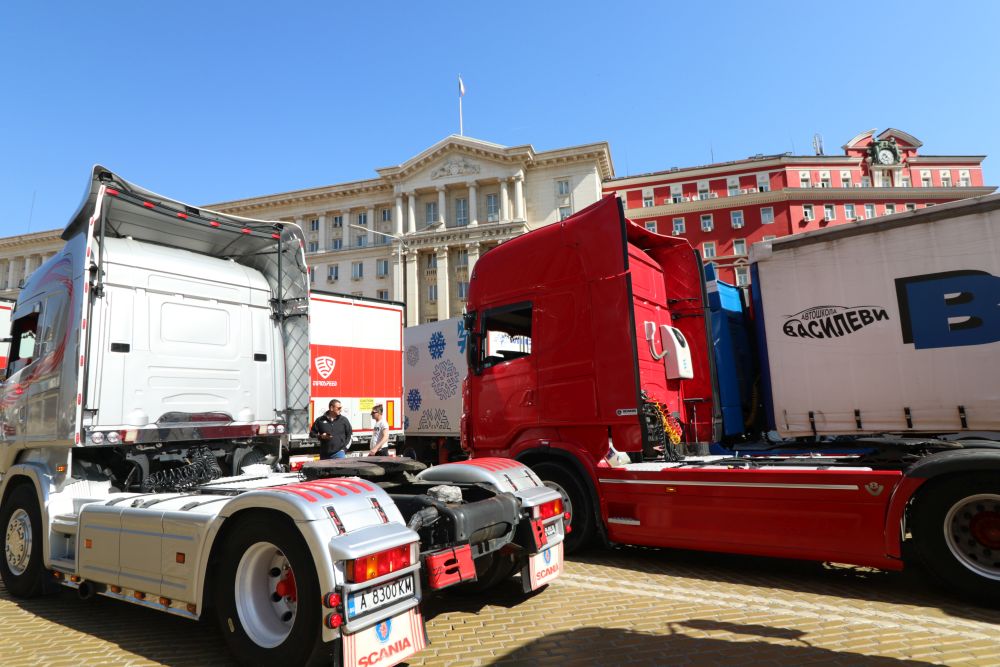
[913,474,1000,603]
[532,463,594,554]
[0,483,46,598]
[214,516,326,666]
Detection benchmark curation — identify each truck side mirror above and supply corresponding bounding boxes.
[467,332,482,376]
[463,311,477,332]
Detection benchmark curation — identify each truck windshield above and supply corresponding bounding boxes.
[7,312,38,377]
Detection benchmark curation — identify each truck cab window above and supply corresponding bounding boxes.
[7,311,39,377]
[477,303,532,371]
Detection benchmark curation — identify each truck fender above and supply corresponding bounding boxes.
[511,443,607,543]
[883,448,1000,560]
[0,463,54,569]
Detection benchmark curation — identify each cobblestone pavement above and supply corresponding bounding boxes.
[2,544,999,666]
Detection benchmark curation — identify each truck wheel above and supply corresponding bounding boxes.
[0,484,46,598]
[214,517,326,666]
[912,474,1000,604]
[532,463,594,554]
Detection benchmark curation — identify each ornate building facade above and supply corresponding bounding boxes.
[209,135,613,325]
[605,129,995,286]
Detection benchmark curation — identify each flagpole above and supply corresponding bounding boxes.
[459,95,463,136]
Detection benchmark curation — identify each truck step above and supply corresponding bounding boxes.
[607,517,641,526]
[51,514,80,535]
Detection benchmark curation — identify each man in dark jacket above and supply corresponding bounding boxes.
[309,399,352,459]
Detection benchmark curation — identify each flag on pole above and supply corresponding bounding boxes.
[458,75,466,97]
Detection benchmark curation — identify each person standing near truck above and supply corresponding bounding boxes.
[310,399,352,459]
[369,404,390,456]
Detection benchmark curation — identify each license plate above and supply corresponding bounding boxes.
[545,522,557,537]
[347,575,414,620]
[524,542,563,591]
[342,607,425,667]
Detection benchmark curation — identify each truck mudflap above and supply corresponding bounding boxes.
[522,541,564,592]
[342,607,426,667]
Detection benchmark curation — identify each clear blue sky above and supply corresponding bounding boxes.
[2,1,998,237]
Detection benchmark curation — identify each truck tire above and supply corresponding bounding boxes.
[912,474,1000,604]
[0,483,46,598]
[532,462,594,554]
[214,516,327,666]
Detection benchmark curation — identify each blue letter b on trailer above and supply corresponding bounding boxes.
[896,271,1000,349]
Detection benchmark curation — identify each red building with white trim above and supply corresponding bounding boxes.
[604,129,995,286]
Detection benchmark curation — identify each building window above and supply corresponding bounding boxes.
[823,204,836,221]
[427,254,437,269]
[357,211,368,226]
[486,194,499,222]
[905,203,916,211]
[840,171,852,188]
[921,171,932,188]
[861,176,871,188]
[700,214,713,232]
[819,171,831,188]
[728,178,740,197]
[455,198,469,226]
[376,259,389,277]
[731,211,744,229]
[377,289,389,301]
[308,267,315,282]
[864,203,875,219]
[959,170,971,187]
[845,204,856,220]
[382,208,392,222]
[642,195,654,208]
[307,241,319,253]
[355,234,367,247]
[885,204,897,215]
[803,204,814,221]
[328,265,339,281]
[332,238,343,250]
[671,184,683,203]
[702,242,716,259]
[672,217,685,235]
[697,181,709,200]
[799,171,811,188]
[428,284,438,302]
[940,170,953,187]
[645,221,657,232]
[901,176,911,187]
[557,179,571,196]
[310,219,320,232]
[757,173,770,192]
[735,266,750,287]
[880,172,893,187]
[333,215,343,228]
[351,261,363,280]
[425,202,438,226]
[457,249,469,267]
[458,281,469,299]
[733,239,747,256]
[760,207,774,224]
[559,206,572,221]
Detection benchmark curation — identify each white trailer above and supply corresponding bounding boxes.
[0,168,564,667]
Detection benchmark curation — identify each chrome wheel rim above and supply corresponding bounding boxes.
[234,542,297,648]
[5,508,32,576]
[944,493,1000,581]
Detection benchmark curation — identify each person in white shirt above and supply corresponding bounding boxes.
[369,404,390,456]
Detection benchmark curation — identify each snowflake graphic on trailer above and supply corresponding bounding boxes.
[456,319,468,354]
[429,331,446,359]
[406,345,419,367]
[407,389,422,412]
[403,415,410,430]
[418,409,451,431]
[432,360,460,400]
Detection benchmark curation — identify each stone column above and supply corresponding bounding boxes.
[392,245,405,308]
[514,174,525,221]
[7,258,18,289]
[467,241,481,278]
[394,195,404,237]
[342,210,351,248]
[436,186,447,226]
[405,250,419,325]
[436,246,450,321]
[366,207,375,247]
[500,179,510,223]
[468,183,479,227]
[406,192,416,234]
[317,214,327,252]
[0,260,8,289]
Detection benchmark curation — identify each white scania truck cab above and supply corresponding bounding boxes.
[0,168,564,667]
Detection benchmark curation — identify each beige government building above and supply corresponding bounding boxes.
[0,136,614,323]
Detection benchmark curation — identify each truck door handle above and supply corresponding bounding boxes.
[644,321,668,361]
[521,390,534,406]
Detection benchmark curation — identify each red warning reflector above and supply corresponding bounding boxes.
[105,188,120,196]
[271,233,281,239]
[241,228,251,234]
[143,201,155,209]
[210,221,221,228]
[177,212,188,219]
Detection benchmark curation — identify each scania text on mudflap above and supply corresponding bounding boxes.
[0,168,563,667]
[461,193,1000,605]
